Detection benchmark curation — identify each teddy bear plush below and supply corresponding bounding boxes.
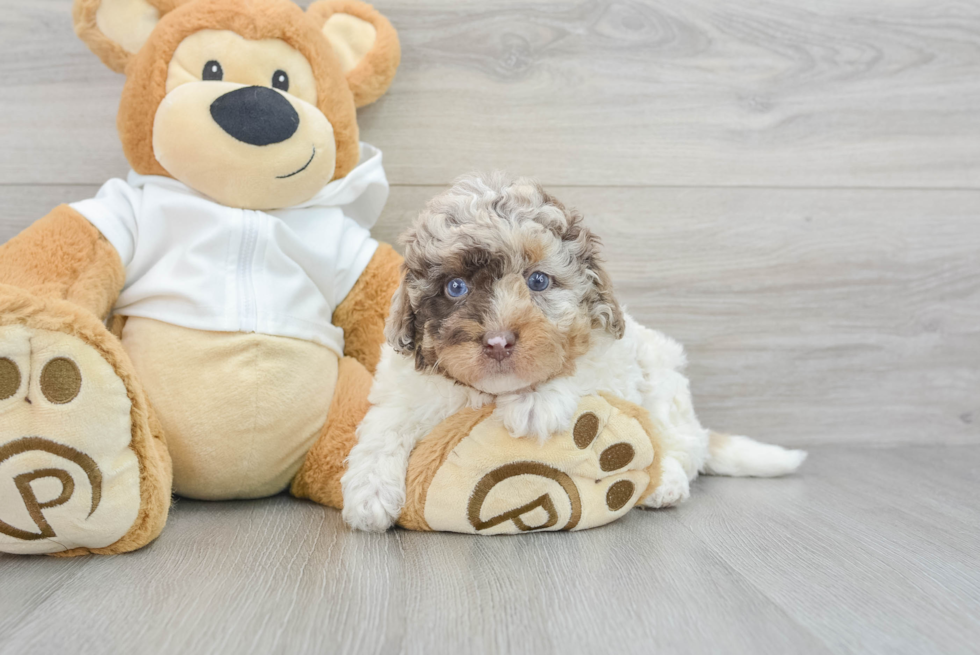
[0,0,663,555]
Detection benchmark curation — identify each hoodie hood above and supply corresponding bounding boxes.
[126,142,388,229]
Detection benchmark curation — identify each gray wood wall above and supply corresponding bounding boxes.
[1,0,977,446]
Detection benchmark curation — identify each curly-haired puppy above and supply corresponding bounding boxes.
[342,173,806,532]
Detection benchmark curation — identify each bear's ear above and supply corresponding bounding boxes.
[73,0,177,73]
[306,0,401,108]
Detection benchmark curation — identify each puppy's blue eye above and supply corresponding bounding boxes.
[446,278,469,298]
[527,271,550,291]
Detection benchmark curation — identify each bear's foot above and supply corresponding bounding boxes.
[0,319,167,555]
[399,394,664,534]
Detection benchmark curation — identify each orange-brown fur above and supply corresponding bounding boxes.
[418,276,593,391]
[331,243,404,375]
[418,316,487,387]
[388,173,624,395]
[116,0,361,180]
[0,0,403,554]
[306,0,400,108]
[490,275,582,383]
[0,206,125,318]
[290,355,374,508]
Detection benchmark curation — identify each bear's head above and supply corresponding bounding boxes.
[74,0,399,210]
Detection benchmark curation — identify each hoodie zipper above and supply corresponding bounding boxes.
[237,209,259,333]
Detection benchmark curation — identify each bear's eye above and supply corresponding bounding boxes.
[202,60,223,81]
[272,70,289,92]
[527,271,550,292]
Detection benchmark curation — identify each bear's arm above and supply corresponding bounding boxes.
[0,205,125,319]
[331,242,403,374]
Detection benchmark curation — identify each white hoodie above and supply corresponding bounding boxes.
[71,143,387,358]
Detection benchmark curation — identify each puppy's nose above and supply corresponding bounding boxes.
[210,86,299,146]
[483,331,517,362]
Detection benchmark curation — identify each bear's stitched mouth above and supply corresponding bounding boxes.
[276,146,316,179]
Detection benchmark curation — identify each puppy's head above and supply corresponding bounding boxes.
[387,173,625,394]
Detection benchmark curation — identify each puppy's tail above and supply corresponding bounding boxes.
[703,432,807,477]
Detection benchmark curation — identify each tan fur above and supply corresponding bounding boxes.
[113,0,360,181]
[156,31,338,209]
[1,0,408,554]
[290,356,374,508]
[0,285,172,556]
[554,315,593,378]
[122,318,338,500]
[75,0,400,182]
[419,316,487,387]
[306,0,401,108]
[72,0,172,73]
[491,275,578,384]
[108,314,128,340]
[0,205,125,319]
[331,243,403,375]
[388,173,623,392]
[430,294,575,390]
[398,405,495,531]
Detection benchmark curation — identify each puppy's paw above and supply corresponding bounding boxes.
[495,390,579,440]
[639,456,690,509]
[340,454,406,532]
[341,476,404,532]
[342,493,399,532]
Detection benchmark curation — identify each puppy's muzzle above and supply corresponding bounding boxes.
[483,331,517,362]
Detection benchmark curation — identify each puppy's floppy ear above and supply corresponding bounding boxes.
[384,269,417,355]
[586,251,626,339]
[73,0,175,73]
[552,197,626,339]
[307,0,401,108]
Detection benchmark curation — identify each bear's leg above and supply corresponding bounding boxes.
[0,291,172,555]
[291,357,667,535]
[290,357,373,509]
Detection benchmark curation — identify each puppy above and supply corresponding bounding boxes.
[342,173,806,532]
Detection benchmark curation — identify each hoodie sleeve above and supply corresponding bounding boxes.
[70,178,142,268]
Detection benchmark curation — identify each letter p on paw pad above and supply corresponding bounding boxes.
[0,325,142,555]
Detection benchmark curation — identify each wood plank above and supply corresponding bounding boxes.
[2,445,977,654]
[2,184,977,446]
[676,444,980,655]
[1,1,979,187]
[382,186,980,447]
[0,494,829,655]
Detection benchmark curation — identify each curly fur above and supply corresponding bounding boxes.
[342,174,808,532]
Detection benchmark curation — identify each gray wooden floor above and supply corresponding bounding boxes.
[1,1,978,653]
[1,445,978,654]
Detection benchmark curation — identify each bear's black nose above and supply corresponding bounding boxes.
[210,86,299,146]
